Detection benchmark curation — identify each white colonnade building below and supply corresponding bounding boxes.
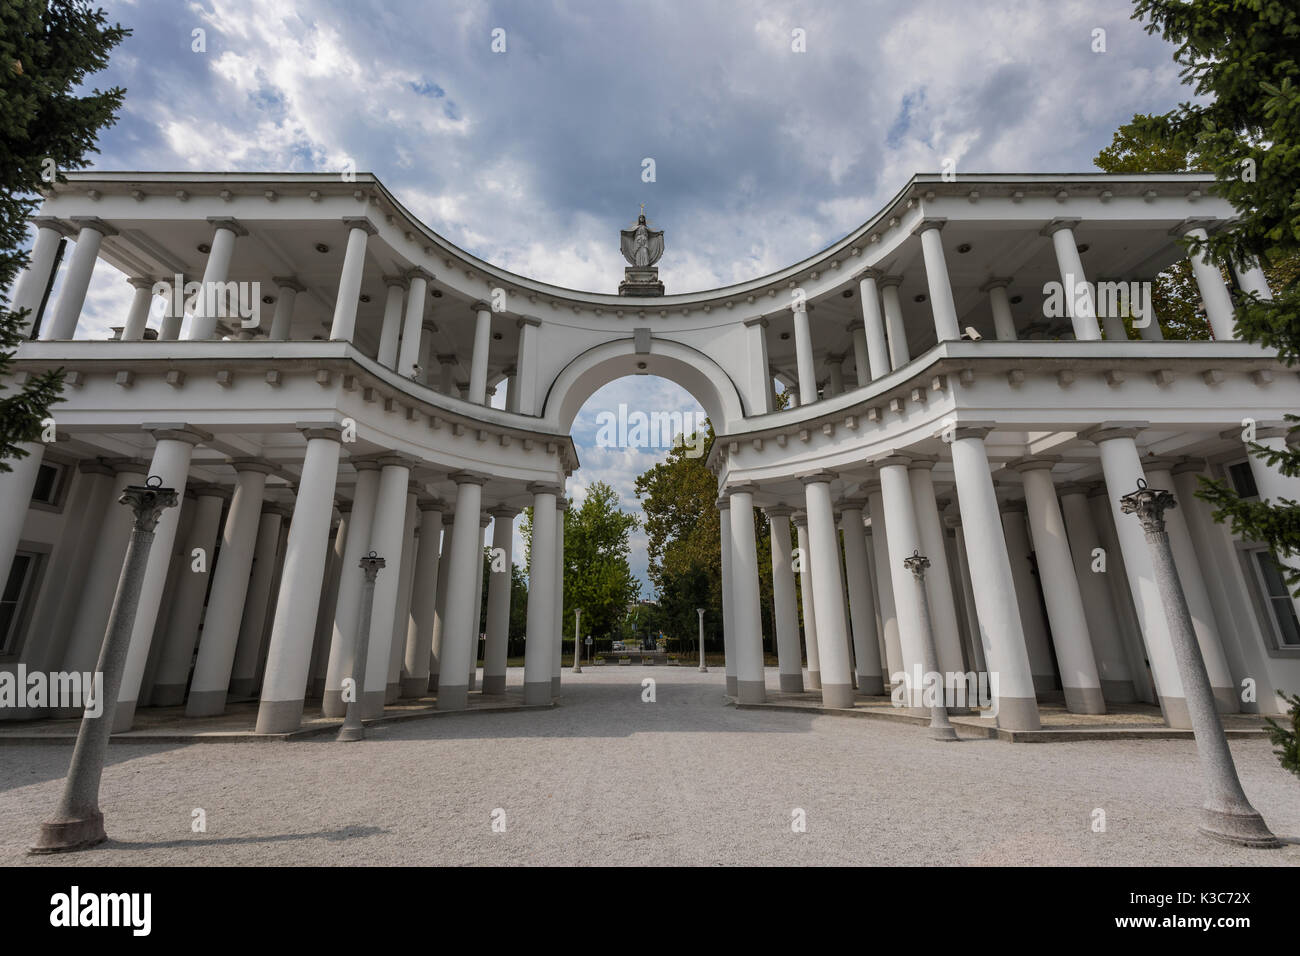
[1,171,1298,734]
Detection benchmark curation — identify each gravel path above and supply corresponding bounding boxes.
[2,667,1297,866]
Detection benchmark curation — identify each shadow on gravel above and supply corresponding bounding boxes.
[103,824,388,851]
[0,741,192,795]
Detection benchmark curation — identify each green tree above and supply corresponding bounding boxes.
[1124,0,1300,608]
[1,2,130,470]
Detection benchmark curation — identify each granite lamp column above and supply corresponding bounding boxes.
[338,552,385,743]
[902,550,959,741]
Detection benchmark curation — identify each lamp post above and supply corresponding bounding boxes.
[572,608,583,672]
[338,551,385,742]
[1120,479,1280,848]
[697,608,707,672]
[902,550,958,741]
[32,476,179,853]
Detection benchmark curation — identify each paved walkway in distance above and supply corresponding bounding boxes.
[2,667,1297,866]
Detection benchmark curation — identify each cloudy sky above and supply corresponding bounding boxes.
[64,0,1191,591]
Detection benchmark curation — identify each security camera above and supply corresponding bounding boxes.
[963,326,983,341]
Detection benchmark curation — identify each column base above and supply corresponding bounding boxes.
[150,683,186,707]
[1198,805,1282,849]
[399,676,428,698]
[993,696,1041,731]
[184,689,228,718]
[360,690,386,719]
[321,690,346,718]
[437,684,468,710]
[1100,679,1137,704]
[111,700,137,734]
[820,683,853,709]
[427,672,439,693]
[550,676,560,695]
[255,697,305,734]
[1159,695,1192,729]
[1031,674,1057,694]
[30,812,106,855]
[469,672,478,692]
[309,677,326,699]
[523,681,551,705]
[384,681,400,703]
[1063,685,1107,715]
[227,677,256,698]
[856,674,885,696]
[480,674,506,695]
[1213,686,1239,714]
[725,675,737,696]
[779,673,804,693]
[737,680,766,704]
[807,670,821,691]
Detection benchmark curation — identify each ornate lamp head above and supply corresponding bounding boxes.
[119,474,179,531]
[903,549,931,578]
[1119,477,1177,533]
[358,550,387,580]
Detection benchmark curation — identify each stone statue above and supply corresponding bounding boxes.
[617,205,665,297]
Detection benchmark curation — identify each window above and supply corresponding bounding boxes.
[1226,460,1259,499]
[1250,549,1300,648]
[0,551,40,656]
[30,462,65,506]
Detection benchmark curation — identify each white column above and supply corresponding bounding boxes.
[13,220,65,337]
[254,427,343,733]
[857,270,890,380]
[523,483,558,704]
[1043,218,1101,341]
[359,457,412,717]
[793,513,820,688]
[982,278,1018,341]
[851,327,870,388]
[43,218,113,340]
[228,506,286,698]
[552,497,567,693]
[186,463,272,715]
[766,507,803,692]
[840,500,883,694]
[879,276,910,368]
[0,442,45,597]
[1084,426,1189,727]
[744,317,774,414]
[877,457,927,707]
[503,367,519,413]
[185,217,246,340]
[801,473,854,707]
[328,217,375,343]
[398,270,431,379]
[1246,427,1300,626]
[513,316,541,414]
[945,515,987,674]
[322,461,380,717]
[792,303,817,405]
[1058,485,1136,702]
[727,485,766,703]
[949,428,1041,730]
[114,427,205,731]
[309,510,347,698]
[1096,278,1130,341]
[269,277,304,341]
[472,512,490,690]
[867,488,904,681]
[468,301,493,404]
[907,463,967,677]
[914,218,960,342]
[159,274,185,340]
[718,498,737,694]
[437,473,487,710]
[999,505,1057,693]
[825,356,844,396]
[482,507,517,695]
[1232,257,1273,302]
[1015,462,1105,713]
[377,276,406,367]
[1184,225,1237,340]
[150,486,227,705]
[403,498,444,697]
[429,515,453,690]
[121,278,155,341]
[387,489,420,700]
[1146,463,1238,710]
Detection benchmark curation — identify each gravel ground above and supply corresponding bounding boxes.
[2,667,1297,866]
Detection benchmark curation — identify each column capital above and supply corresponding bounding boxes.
[905,456,939,471]
[76,459,115,477]
[419,496,447,512]
[798,470,838,486]
[791,510,808,528]
[376,454,417,470]
[1171,459,1208,477]
[127,276,158,291]
[272,275,306,293]
[763,504,794,518]
[1010,457,1060,474]
[70,215,118,237]
[348,456,383,472]
[1169,217,1220,238]
[743,315,769,329]
[262,502,292,518]
[142,423,211,446]
[877,274,905,289]
[470,300,492,314]
[479,513,492,528]
[1247,424,1296,441]
[103,456,150,475]
[950,425,993,441]
[860,480,882,497]
[205,216,247,237]
[229,457,277,475]
[979,276,1013,292]
[1142,457,1182,474]
[30,215,76,238]
[910,216,947,237]
[516,315,542,328]
[838,496,868,512]
[451,472,490,487]
[405,266,434,284]
[488,505,520,519]
[296,421,344,443]
[341,216,378,236]
[1040,217,1081,238]
[727,482,760,496]
[556,497,569,512]
[190,482,232,502]
[998,499,1026,516]
[855,266,883,283]
[875,455,912,469]
[1078,422,1148,444]
[714,497,729,511]
[382,273,409,289]
[1056,482,1091,496]
[526,481,562,496]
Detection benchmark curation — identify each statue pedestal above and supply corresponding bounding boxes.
[619,267,664,297]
